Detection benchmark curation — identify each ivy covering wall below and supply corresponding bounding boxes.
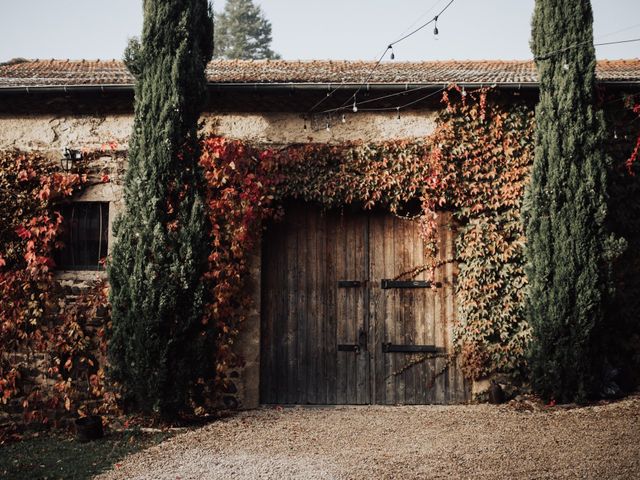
[202,87,639,387]
[202,88,536,382]
[0,150,118,426]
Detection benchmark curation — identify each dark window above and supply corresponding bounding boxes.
[55,202,109,270]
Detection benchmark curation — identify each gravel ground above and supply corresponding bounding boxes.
[96,395,640,480]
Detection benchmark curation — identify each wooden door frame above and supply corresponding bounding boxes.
[259,202,470,405]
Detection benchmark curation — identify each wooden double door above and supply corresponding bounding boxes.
[260,203,469,405]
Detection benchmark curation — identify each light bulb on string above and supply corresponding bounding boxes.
[433,15,439,38]
[352,100,358,113]
[326,122,331,132]
[396,107,401,121]
[461,86,467,97]
[341,114,346,124]
[614,129,618,140]
[389,45,395,60]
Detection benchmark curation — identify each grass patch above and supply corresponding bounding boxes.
[0,429,171,480]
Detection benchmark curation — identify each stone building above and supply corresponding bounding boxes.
[1,58,638,409]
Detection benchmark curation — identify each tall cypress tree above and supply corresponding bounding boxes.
[108,0,214,417]
[524,0,615,402]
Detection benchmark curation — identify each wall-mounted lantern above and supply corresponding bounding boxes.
[61,147,82,172]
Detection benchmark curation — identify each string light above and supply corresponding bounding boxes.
[320,83,448,116]
[433,15,439,37]
[353,85,448,114]
[341,114,347,123]
[308,0,457,115]
[352,100,358,113]
[310,86,640,134]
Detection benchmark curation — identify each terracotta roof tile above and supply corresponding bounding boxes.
[0,58,639,88]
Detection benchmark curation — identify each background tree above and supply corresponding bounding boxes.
[524,0,622,402]
[213,0,280,59]
[108,0,214,418]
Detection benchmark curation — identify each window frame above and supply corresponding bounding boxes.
[54,201,109,271]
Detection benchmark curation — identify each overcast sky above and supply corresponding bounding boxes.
[1,0,639,62]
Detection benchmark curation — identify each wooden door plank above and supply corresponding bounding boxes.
[436,209,448,409]
[408,217,424,405]
[345,216,357,404]
[400,219,416,405]
[425,222,437,405]
[336,212,347,405]
[324,211,338,404]
[365,213,378,404]
[415,225,428,404]
[260,222,275,403]
[308,210,326,404]
[315,210,326,404]
[355,213,369,404]
[396,217,408,405]
[273,215,288,404]
[286,209,299,404]
[444,214,461,403]
[384,214,397,405]
[269,219,281,404]
[434,215,449,404]
[370,212,385,404]
[305,207,317,404]
[298,207,316,404]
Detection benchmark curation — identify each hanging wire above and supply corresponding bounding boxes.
[394,0,448,41]
[340,0,456,112]
[535,19,640,61]
[386,0,454,47]
[309,85,450,132]
[535,37,640,61]
[320,83,443,115]
[310,16,639,116]
[307,0,457,115]
[356,85,448,112]
[597,22,640,40]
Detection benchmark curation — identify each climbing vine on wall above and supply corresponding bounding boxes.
[2,88,637,424]
[201,87,537,382]
[434,89,535,379]
[0,149,118,425]
[199,138,280,382]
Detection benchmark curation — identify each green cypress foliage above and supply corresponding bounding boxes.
[108,0,214,417]
[213,0,280,59]
[524,0,619,402]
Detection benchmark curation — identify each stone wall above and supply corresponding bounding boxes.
[1,274,109,430]
[0,108,439,412]
[0,110,437,151]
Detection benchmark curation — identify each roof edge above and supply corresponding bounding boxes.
[1,80,639,95]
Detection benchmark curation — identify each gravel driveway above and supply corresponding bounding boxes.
[96,395,640,479]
